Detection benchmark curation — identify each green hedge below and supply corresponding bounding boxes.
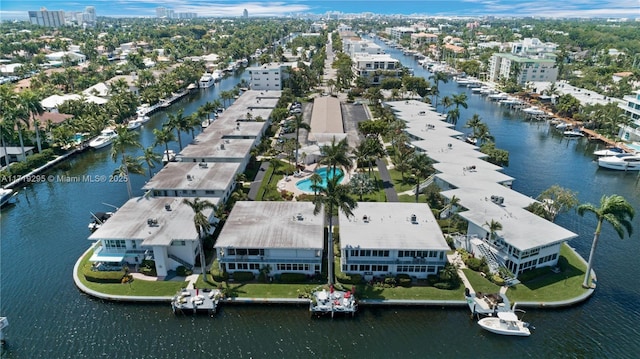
[279,273,307,283]
[84,270,126,283]
[231,271,255,282]
[396,274,412,287]
[0,149,57,185]
[336,272,363,285]
[176,266,193,276]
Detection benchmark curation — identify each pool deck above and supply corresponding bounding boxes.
[276,163,353,197]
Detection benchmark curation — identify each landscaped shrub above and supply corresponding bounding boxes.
[85,270,126,283]
[384,276,397,288]
[139,259,157,277]
[396,273,412,287]
[279,273,307,283]
[336,272,362,285]
[491,274,505,286]
[211,268,229,282]
[176,266,193,276]
[434,281,458,290]
[231,271,255,282]
[465,257,486,271]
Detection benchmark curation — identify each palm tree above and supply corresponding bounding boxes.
[20,90,44,152]
[165,109,187,150]
[310,172,323,197]
[441,95,453,114]
[483,219,503,245]
[182,198,218,282]
[446,108,460,125]
[292,114,310,166]
[111,125,142,198]
[319,136,352,178]
[410,153,433,203]
[464,114,483,137]
[139,147,160,178]
[452,92,468,111]
[113,155,145,179]
[577,195,634,288]
[474,123,494,145]
[153,127,176,162]
[447,195,461,236]
[429,71,449,110]
[313,177,357,285]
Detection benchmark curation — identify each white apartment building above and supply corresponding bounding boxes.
[28,8,65,28]
[411,33,439,47]
[352,54,402,85]
[215,202,324,277]
[247,63,292,91]
[385,26,416,40]
[342,37,384,57]
[339,202,450,280]
[618,90,640,141]
[512,38,557,56]
[488,53,558,85]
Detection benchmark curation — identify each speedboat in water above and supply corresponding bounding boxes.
[126,119,143,130]
[89,128,117,149]
[478,311,531,337]
[593,147,625,157]
[598,153,640,171]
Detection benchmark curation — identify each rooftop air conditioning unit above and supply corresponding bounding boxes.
[164,203,171,211]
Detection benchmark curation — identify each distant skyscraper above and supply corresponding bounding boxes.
[156,7,167,18]
[28,7,65,28]
[243,9,248,18]
[84,6,96,25]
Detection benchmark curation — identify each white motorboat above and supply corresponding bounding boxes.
[212,70,223,82]
[89,128,117,149]
[563,129,584,137]
[499,97,523,106]
[593,147,625,157]
[199,73,215,88]
[598,153,640,171]
[126,119,143,130]
[488,92,509,101]
[162,150,176,163]
[522,106,545,115]
[465,136,478,145]
[478,311,531,337]
[1,188,14,207]
[555,122,569,130]
[88,211,114,231]
[137,115,150,124]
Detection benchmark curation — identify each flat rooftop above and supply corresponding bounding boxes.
[309,96,344,135]
[177,138,254,161]
[215,201,324,249]
[89,196,217,246]
[339,202,449,251]
[142,161,240,192]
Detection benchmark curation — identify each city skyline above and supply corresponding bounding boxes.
[0,0,637,20]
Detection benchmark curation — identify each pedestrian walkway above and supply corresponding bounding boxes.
[376,158,398,202]
[247,161,270,200]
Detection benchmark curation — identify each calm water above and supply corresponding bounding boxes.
[2,47,640,358]
[295,167,344,193]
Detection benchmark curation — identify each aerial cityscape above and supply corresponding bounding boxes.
[0,2,639,358]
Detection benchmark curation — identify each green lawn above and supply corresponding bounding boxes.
[506,244,589,302]
[462,269,501,294]
[388,168,416,193]
[77,247,187,296]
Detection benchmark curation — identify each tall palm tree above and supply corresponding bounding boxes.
[20,90,44,152]
[464,114,483,137]
[319,136,352,178]
[310,172,323,198]
[441,95,453,114]
[139,147,161,178]
[165,109,187,150]
[429,71,449,110]
[447,195,461,236]
[474,123,495,145]
[113,155,145,179]
[410,153,433,203]
[483,219,503,245]
[452,92,468,111]
[313,177,357,285]
[577,195,634,288]
[182,198,217,281]
[446,108,460,125]
[292,114,310,166]
[153,127,176,161]
[111,125,142,198]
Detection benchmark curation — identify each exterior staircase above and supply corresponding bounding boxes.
[168,254,193,270]
[475,242,519,285]
[414,174,436,194]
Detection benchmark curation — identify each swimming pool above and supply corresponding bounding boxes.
[627,142,640,153]
[295,167,344,193]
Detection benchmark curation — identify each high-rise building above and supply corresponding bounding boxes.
[156,7,167,18]
[243,9,248,18]
[28,7,65,28]
[84,6,96,25]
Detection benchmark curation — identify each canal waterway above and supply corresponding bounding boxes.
[1,46,640,358]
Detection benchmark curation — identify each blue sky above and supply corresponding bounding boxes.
[0,1,637,20]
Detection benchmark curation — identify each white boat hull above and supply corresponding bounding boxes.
[598,158,640,171]
[478,316,531,336]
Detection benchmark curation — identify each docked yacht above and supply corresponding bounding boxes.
[89,128,117,149]
[199,73,215,88]
[478,311,531,337]
[593,147,625,157]
[212,70,223,82]
[598,153,640,171]
[488,92,509,101]
[522,106,545,115]
[126,118,143,130]
[563,129,584,138]
[1,188,14,207]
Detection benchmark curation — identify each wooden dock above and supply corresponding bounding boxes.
[310,288,357,318]
[171,288,222,315]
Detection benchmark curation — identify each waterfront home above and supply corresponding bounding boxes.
[384,100,578,279]
[618,90,640,141]
[351,53,402,85]
[488,53,558,85]
[247,63,294,91]
[339,202,450,281]
[0,146,34,166]
[142,161,240,201]
[88,196,218,278]
[214,202,324,277]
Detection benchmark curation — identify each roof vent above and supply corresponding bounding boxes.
[410,214,417,224]
[186,174,192,181]
[147,218,158,226]
[362,215,370,223]
[220,143,225,150]
[296,213,304,221]
[199,162,208,168]
[164,203,172,211]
